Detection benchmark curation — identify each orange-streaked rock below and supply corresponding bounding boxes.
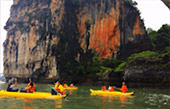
[133,18,145,35]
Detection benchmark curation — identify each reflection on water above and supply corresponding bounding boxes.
[23,98,33,109]
[0,97,64,109]
[68,90,73,95]
[91,94,134,108]
[55,99,63,109]
[120,95,127,107]
[0,83,169,109]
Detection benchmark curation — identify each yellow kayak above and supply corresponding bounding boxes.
[64,87,78,90]
[0,90,66,99]
[90,89,134,96]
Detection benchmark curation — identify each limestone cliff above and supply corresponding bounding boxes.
[3,0,152,82]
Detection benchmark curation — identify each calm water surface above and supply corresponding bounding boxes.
[0,83,169,109]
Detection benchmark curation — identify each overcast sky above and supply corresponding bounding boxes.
[133,0,170,30]
[0,0,170,73]
[0,0,13,73]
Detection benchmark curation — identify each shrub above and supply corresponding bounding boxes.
[115,62,126,72]
[128,51,159,60]
[148,24,170,52]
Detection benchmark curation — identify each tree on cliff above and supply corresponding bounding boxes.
[147,24,170,53]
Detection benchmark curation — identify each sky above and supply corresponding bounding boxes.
[0,0,170,73]
[0,0,13,73]
[133,0,170,30]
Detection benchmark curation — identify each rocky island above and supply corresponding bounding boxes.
[3,0,169,88]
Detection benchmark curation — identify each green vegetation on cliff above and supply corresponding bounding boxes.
[114,62,126,72]
[86,57,121,78]
[65,56,124,81]
[127,51,159,60]
[147,24,170,53]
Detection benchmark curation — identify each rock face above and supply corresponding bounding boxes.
[3,0,152,82]
[124,56,170,88]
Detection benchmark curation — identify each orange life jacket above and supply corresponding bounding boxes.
[70,83,73,88]
[101,86,106,91]
[108,86,114,92]
[55,84,65,95]
[27,82,35,93]
[64,84,68,88]
[120,84,128,93]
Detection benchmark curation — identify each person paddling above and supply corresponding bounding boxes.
[119,82,128,93]
[20,77,36,93]
[51,81,65,95]
[108,86,114,92]
[64,83,68,88]
[70,83,74,88]
[7,78,19,92]
[101,86,106,91]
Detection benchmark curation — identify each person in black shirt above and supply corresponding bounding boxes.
[7,78,19,92]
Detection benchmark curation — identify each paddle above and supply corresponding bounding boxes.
[113,86,120,90]
[113,86,122,91]
[48,85,67,99]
